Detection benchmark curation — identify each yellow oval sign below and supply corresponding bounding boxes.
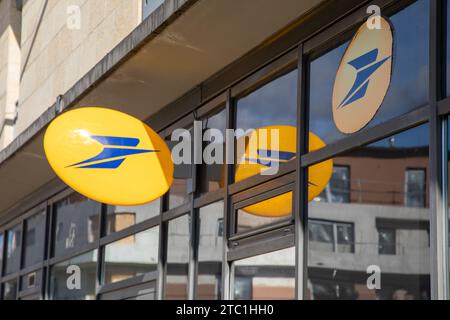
[44,107,174,206]
[235,125,333,217]
[332,16,393,134]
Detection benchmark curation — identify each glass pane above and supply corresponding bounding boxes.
[0,233,3,275]
[166,128,193,210]
[235,70,298,183]
[49,250,97,300]
[200,109,226,194]
[237,191,293,233]
[3,280,17,300]
[21,270,42,291]
[405,169,426,208]
[234,247,295,300]
[309,220,334,252]
[53,193,101,257]
[317,166,350,203]
[23,211,46,267]
[5,224,22,275]
[143,0,164,19]
[309,0,429,147]
[104,227,159,284]
[308,124,430,300]
[447,0,450,96]
[106,199,160,234]
[197,201,224,299]
[165,215,189,300]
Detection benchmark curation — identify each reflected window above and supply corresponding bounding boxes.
[21,270,42,291]
[405,169,426,208]
[49,250,97,300]
[308,124,430,300]
[166,128,193,210]
[317,165,350,203]
[165,215,190,300]
[197,201,224,299]
[235,69,298,183]
[309,0,429,147]
[5,224,21,275]
[233,247,295,300]
[236,191,293,234]
[104,227,159,284]
[200,109,226,194]
[3,280,17,300]
[378,227,396,255]
[53,193,101,257]
[106,199,160,234]
[309,220,354,253]
[23,211,46,267]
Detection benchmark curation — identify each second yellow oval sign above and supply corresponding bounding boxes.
[44,107,174,206]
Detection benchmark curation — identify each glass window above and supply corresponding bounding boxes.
[200,109,226,194]
[103,227,159,284]
[405,169,426,208]
[197,201,224,299]
[236,191,293,234]
[3,280,17,300]
[106,199,160,234]
[309,220,354,253]
[378,227,396,255]
[233,247,295,300]
[309,0,429,147]
[49,250,97,300]
[53,193,101,257]
[5,224,22,275]
[21,270,43,291]
[165,215,190,300]
[317,165,350,203]
[166,128,193,210]
[235,69,298,183]
[308,124,430,300]
[23,211,46,267]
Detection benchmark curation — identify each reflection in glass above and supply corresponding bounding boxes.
[53,193,101,257]
[3,280,17,300]
[234,70,298,183]
[21,270,42,291]
[197,201,224,299]
[234,247,295,300]
[165,215,190,300]
[309,0,429,147]
[447,0,450,96]
[237,192,293,233]
[5,224,21,275]
[317,165,350,203]
[308,124,430,300]
[49,250,97,300]
[106,199,160,234]
[104,227,159,284]
[24,211,46,267]
[166,128,193,209]
[200,109,226,194]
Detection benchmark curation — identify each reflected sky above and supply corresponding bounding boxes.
[310,0,429,146]
[236,70,297,131]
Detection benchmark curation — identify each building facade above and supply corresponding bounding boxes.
[0,0,449,300]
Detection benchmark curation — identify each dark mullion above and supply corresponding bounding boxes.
[429,0,448,300]
[296,43,309,300]
[95,204,107,299]
[222,89,233,300]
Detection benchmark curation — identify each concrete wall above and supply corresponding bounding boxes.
[0,0,21,148]
[14,0,143,139]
